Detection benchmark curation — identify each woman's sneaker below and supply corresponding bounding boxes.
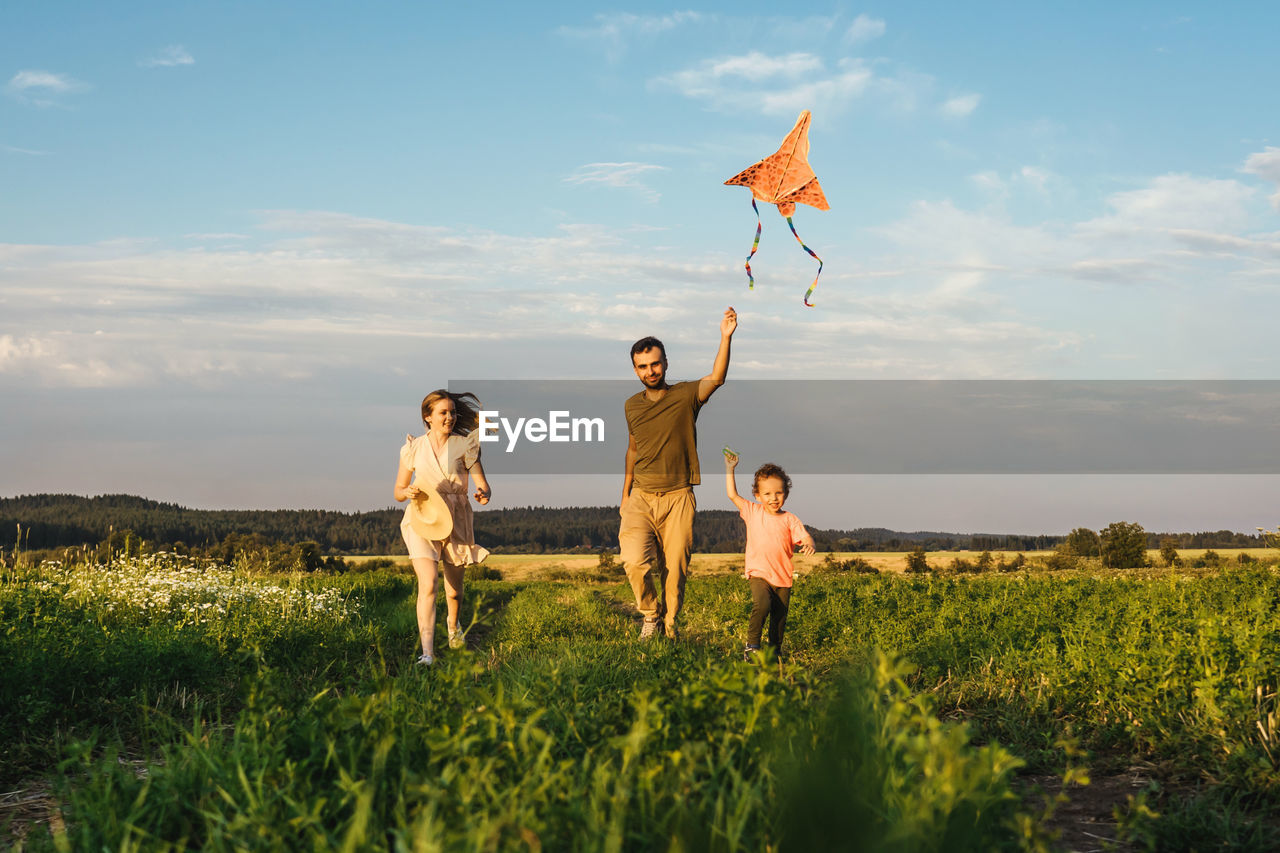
[448,628,465,650]
[416,653,435,666]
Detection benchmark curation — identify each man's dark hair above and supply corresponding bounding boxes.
[630,336,666,364]
[752,463,792,498]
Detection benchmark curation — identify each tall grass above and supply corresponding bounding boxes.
[7,558,1280,848]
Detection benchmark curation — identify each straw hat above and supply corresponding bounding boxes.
[406,489,453,541]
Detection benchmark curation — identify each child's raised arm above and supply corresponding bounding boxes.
[724,449,751,511]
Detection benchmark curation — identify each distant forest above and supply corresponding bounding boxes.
[0,494,1267,555]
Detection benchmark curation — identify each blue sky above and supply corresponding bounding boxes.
[4,3,1280,532]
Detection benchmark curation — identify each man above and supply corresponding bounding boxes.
[620,307,737,639]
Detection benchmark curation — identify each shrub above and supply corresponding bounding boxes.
[905,548,930,574]
[998,553,1026,572]
[1101,521,1148,569]
[817,554,877,574]
[1043,546,1080,571]
[465,564,503,582]
[1063,527,1101,557]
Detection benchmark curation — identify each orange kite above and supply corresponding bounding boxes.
[724,109,830,306]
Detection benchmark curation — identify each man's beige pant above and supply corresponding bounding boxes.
[619,487,696,629]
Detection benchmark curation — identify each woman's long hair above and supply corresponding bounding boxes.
[421,389,483,435]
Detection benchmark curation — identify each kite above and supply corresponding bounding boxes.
[724,109,830,306]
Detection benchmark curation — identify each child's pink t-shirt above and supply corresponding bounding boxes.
[739,501,810,588]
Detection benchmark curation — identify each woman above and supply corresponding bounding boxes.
[393,390,492,665]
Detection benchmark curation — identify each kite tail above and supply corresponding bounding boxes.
[744,198,763,290]
[786,215,823,307]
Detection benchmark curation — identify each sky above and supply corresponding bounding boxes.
[3,2,1280,533]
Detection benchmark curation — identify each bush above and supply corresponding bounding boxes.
[465,564,503,582]
[905,548,930,574]
[1101,521,1148,569]
[1043,546,1080,571]
[816,554,877,574]
[345,557,400,574]
[998,553,1026,572]
[1063,527,1101,557]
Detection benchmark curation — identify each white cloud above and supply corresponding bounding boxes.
[653,52,873,116]
[564,162,669,202]
[7,70,77,93]
[139,45,195,68]
[1082,174,1255,234]
[675,51,823,85]
[970,166,1055,199]
[1019,166,1051,194]
[1242,146,1280,210]
[970,171,1007,197]
[844,14,886,44]
[184,232,249,242]
[3,144,50,156]
[558,11,703,59]
[5,69,87,106]
[940,93,980,117]
[5,164,1280,395]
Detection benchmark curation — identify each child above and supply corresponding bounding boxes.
[725,450,815,660]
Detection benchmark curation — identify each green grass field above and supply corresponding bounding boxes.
[349,548,1276,578]
[5,551,1280,850]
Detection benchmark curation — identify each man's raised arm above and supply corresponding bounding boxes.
[698,306,737,403]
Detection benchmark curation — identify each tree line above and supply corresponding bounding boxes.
[1,493,1268,556]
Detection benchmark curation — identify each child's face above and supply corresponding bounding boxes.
[754,476,787,513]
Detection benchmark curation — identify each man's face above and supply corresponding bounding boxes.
[632,347,667,389]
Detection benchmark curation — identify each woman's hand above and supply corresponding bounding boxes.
[474,486,490,505]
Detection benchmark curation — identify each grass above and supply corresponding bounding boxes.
[6,550,1280,849]
[349,547,1273,576]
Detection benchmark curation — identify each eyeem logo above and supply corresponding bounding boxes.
[478,410,605,452]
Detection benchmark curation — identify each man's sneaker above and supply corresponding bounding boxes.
[416,653,435,666]
[639,619,662,640]
[744,645,761,662]
[448,627,465,650]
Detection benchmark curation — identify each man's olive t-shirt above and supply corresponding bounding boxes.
[625,381,704,491]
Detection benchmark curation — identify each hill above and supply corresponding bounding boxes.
[0,494,1263,555]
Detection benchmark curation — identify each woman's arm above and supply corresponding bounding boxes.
[471,459,491,505]
[393,461,419,502]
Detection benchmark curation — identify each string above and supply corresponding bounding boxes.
[744,198,762,290]
[785,215,823,307]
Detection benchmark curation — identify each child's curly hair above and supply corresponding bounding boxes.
[752,463,792,498]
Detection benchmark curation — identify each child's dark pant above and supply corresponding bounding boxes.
[747,577,791,649]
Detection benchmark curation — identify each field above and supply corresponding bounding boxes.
[349,548,1276,578]
[5,551,1280,850]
